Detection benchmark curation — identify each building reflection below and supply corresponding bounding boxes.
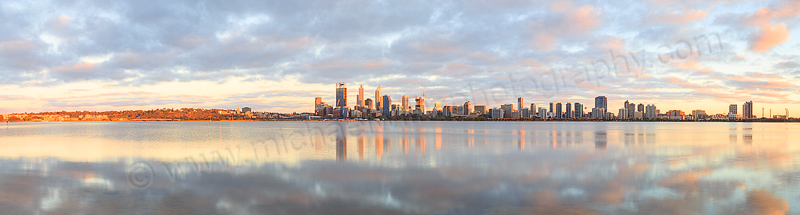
[467,129,474,148]
[435,126,442,150]
[519,130,525,151]
[595,131,607,149]
[376,123,384,163]
[336,126,346,162]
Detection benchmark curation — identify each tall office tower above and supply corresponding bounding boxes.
[637,103,644,112]
[565,103,573,119]
[501,104,514,118]
[382,95,392,116]
[645,104,657,119]
[592,108,605,119]
[358,84,365,107]
[595,96,607,115]
[538,107,548,119]
[402,95,409,112]
[415,96,425,113]
[574,103,583,119]
[549,102,555,114]
[517,97,524,115]
[463,101,472,115]
[743,101,753,119]
[434,101,442,111]
[315,97,322,109]
[554,102,563,119]
[729,104,738,115]
[336,82,347,107]
[375,83,381,111]
[628,103,636,119]
[530,103,537,117]
[365,98,373,110]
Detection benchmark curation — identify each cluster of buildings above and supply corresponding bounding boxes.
[315,83,773,121]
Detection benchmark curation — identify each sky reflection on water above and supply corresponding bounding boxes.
[0,121,799,214]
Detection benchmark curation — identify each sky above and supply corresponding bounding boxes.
[0,0,799,117]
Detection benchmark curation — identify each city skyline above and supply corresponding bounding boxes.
[0,0,799,117]
[314,81,785,119]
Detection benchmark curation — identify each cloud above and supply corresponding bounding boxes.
[750,23,789,53]
[645,9,708,25]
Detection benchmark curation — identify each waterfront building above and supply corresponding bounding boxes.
[382,95,392,116]
[628,103,636,119]
[637,103,644,112]
[619,108,628,120]
[573,103,583,119]
[743,101,753,119]
[538,107,548,119]
[463,101,472,115]
[595,96,607,115]
[554,102,563,119]
[667,110,685,120]
[501,104,514,118]
[474,105,486,115]
[521,108,530,119]
[358,84,365,107]
[336,82,347,107]
[692,110,708,120]
[517,97,524,115]
[365,98,373,110]
[729,104,737,115]
[530,103,537,117]
[645,104,657,119]
[402,95,409,112]
[315,97,322,108]
[415,95,425,114]
[634,111,643,120]
[375,83,381,111]
[242,107,251,113]
[565,103,573,119]
[592,108,605,119]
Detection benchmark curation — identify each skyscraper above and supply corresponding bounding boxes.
[624,100,629,112]
[729,104,737,115]
[382,95,392,116]
[637,103,644,112]
[402,95,409,112]
[595,96,607,115]
[645,104,657,119]
[628,103,636,119]
[517,97,524,115]
[375,83,381,111]
[474,105,486,115]
[554,102,563,119]
[565,103,572,119]
[358,84,365,107]
[501,104,513,118]
[415,95,425,114]
[336,82,347,107]
[743,101,753,119]
[463,101,472,115]
[573,103,583,119]
[315,97,322,109]
[530,103,537,117]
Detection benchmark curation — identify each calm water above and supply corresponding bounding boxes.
[1,121,799,214]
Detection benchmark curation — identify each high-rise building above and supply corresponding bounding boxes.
[743,101,753,119]
[619,108,628,120]
[565,103,573,119]
[517,97,524,115]
[538,107,548,119]
[415,96,425,114]
[637,103,644,112]
[463,101,472,115]
[628,103,636,119]
[474,105,486,115]
[315,97,322,110]
[573,103,583,119]
[624,100,630,112]
[592,108,605,119]
[402,95,409,112]
[358,84,365,107]
[530,103,537,117]
[375,83,381,111]
[645,104,657,119]
[434,101,442,112]
[336,82,347,107]
[501,104,514,118]
[554,102,563,119]
[382,95,392,116]
[549,102,555,114]
[729,104,737,115]
[595,96,607,115]
[365,98,373,110]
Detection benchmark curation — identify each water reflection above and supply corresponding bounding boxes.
[0,121,798,214]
